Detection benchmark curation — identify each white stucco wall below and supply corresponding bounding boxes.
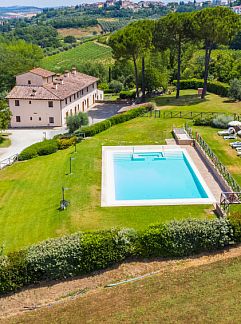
[10,99,62,127]
[9,81,104,128]
[61,87,99,125]
[16,72,47,86]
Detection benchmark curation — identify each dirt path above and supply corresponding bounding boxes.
[1,245,241,319]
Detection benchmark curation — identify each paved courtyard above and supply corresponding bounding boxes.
[0,128,66,162]
[88,102,127,124]
[0,103,125,163]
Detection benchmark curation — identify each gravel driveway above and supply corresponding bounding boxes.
[0,128,67,162]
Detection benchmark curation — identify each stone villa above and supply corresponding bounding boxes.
[7,67,104,127]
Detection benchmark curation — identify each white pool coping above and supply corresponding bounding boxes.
[101,145,216,207]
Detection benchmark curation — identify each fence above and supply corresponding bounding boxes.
[143,110,241,120]
[185,125,241,197]
[0,154,18,170]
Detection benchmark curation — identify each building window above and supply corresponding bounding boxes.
[49,117,54,124]
[65,98,67,105]
[30,117,32,120]
[70,96,72,102]
[81,90,83,95]
[74,94,76,100]
[48,101,53,108]
[29,101,31,104]
[15,100,20,106]
[16,116,21,122]
[66,111,68,118]
[39,117,41,121]
[87,87,89,93]
[70,109,73,116]
[92,84,94,89]
[28,80,31,85]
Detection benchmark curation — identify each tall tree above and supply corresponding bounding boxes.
[0,101,11,132]
[154,13,194,99]
[109,20,153,99]
[193,7,240,99]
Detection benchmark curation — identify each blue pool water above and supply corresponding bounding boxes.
[113,152,208,200]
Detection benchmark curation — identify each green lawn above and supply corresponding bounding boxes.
[153,89,241,115]
[1,90,241,253]
[0,117,211,253]
[41,41,113,72]
[192,126,241,184]
[8,256,241,323]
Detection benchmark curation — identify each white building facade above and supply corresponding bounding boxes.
[7,67,103,128]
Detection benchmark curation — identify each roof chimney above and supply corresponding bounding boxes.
[72,67,77,75]
[53,82,58,90]
[64,70,70,78]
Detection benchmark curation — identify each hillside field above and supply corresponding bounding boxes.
[41,41,113,72]
[5,254,241,323]
[57,25,102,39]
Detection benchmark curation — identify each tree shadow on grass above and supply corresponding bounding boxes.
[154,94,209,107]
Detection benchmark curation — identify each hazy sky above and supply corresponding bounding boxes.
[0,0,94,7]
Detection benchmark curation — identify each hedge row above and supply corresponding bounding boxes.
[119,90,136,99]
[173,79,230,97]
[74,104,153,137]
[18,136,77,161]
[0,218,235,295]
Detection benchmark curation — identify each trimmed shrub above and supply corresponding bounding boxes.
[0,229,137,294]
[76,119,112,137]
[212,114,233,129]
[18,140,58,161]
[0,251,28,294]
[229,211,241,243]
[0,219,235,295]
[18,146,38,161]
[119,90,136,99]
[57,136,76,150]
[36,140,58,156]
[108,105,152,125]
[138,219,233,258]
[229,78,241,101]
[74,104,153,137]
[193,117,213,126]
[173,79,230,97]
[109,80,123,93]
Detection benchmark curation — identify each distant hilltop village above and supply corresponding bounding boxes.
[80,0,238,11]
[0,0,239,21]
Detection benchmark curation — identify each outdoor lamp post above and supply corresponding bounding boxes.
[60,186,70,210]
[69,156,75,174]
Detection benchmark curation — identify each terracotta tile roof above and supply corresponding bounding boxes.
[7,71,99,100]
[6,86,60,100]
[30,68,56,78]
[44,72,98,100]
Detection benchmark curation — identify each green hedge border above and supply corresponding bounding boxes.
[75,104,153,137]
[0,218,236,295]
[173,79,229,97]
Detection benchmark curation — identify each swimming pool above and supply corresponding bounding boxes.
[101,146,214,206]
